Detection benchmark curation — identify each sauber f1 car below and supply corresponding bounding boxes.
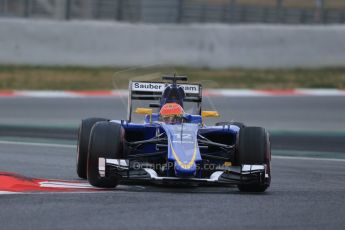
[76,76,271,192]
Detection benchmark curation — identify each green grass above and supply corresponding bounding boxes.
[0,65,345,90]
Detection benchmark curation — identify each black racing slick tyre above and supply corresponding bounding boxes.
[237,126,271,192]
[87,121,123,188]
[76,118,107,179]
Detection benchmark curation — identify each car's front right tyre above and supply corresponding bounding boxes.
[76,117,107,179]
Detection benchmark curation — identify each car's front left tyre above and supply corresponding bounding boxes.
[236,126,271,193]
[87,121,124,188]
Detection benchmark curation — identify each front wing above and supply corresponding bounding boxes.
[99,158,269,186]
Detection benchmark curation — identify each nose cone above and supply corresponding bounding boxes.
[163,123,202,177]
[174,162,197,177]
[170,143,198,178]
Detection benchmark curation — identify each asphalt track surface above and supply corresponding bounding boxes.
[0,96,344,230]
[0,142,344,230]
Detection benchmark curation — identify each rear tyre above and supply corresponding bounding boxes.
[237,127,271,192]
[87,121,123,188]
[77,118,107,179]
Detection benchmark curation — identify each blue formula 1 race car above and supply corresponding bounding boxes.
[76,76,271,192]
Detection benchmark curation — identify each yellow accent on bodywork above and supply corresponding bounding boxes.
[224,161,232,167]
[135,108,153,123]
[170,142,197,169]
[201,111,220,118]
[135,108,153,115]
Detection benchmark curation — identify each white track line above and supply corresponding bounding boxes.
[272,155,345,162]
[0,140,75,149]
[0,191,21,195]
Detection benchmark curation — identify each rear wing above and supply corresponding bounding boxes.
[127,81,202,121]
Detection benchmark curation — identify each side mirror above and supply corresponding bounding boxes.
[135,108,153,123]
[201,111,220,118]
[135,108,153,115]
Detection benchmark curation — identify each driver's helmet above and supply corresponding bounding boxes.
[159,103,184,124]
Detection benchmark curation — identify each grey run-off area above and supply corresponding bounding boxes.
[1,19,345,68]
[0,96,344,132]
